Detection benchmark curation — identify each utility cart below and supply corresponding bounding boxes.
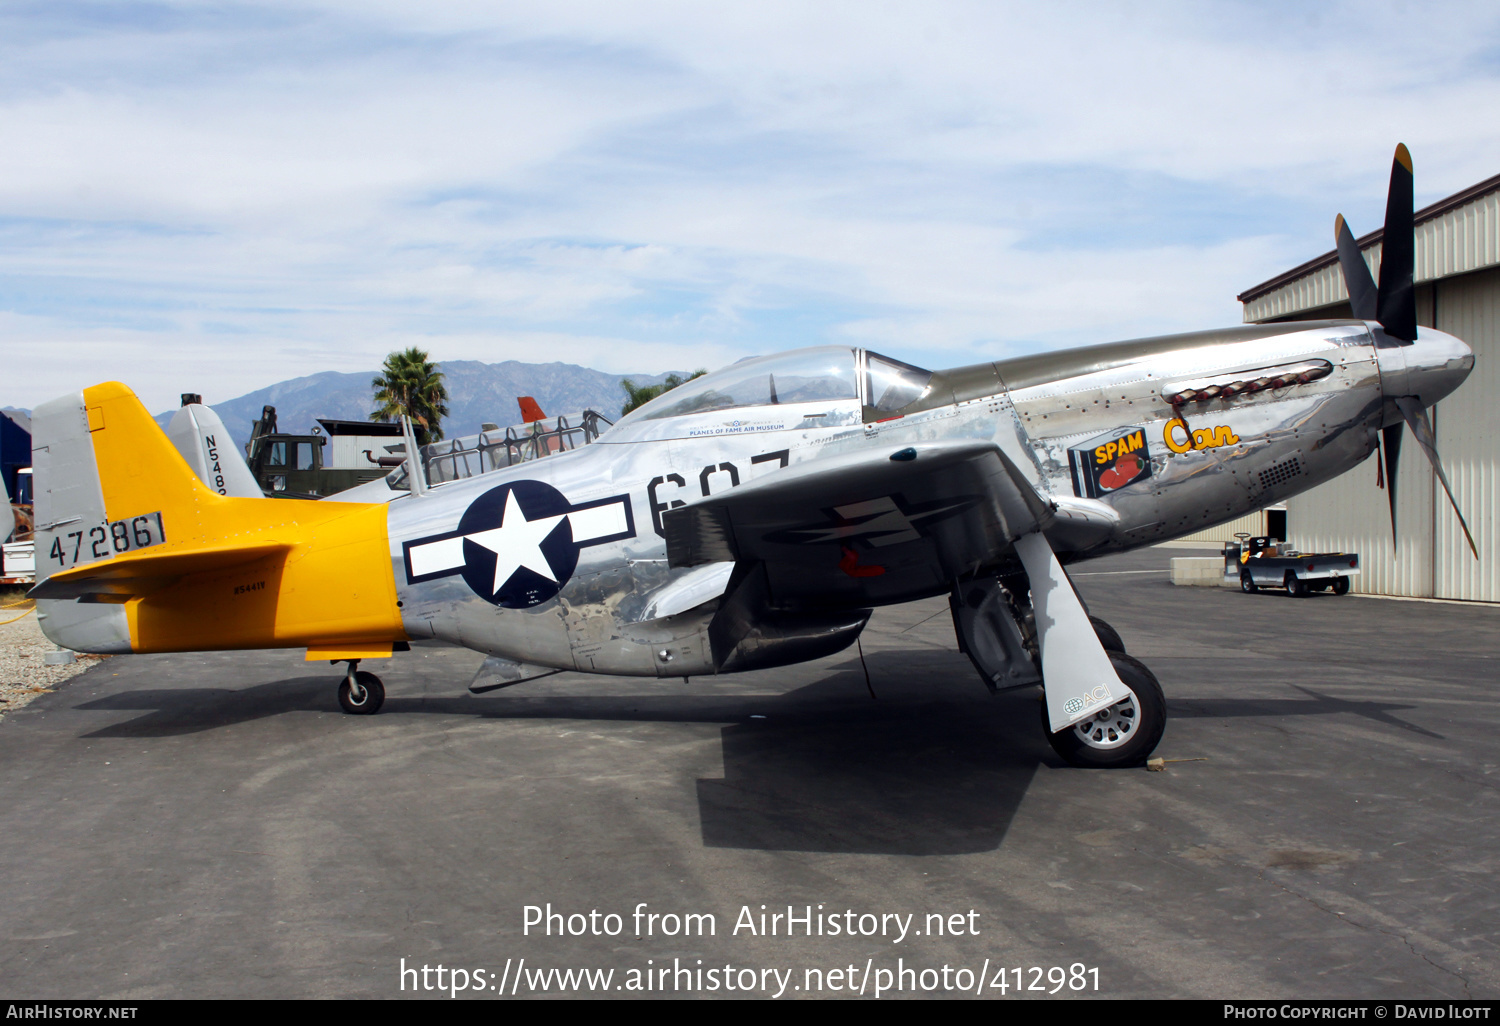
[1225,535,1360,597]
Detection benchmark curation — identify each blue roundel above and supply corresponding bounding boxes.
[457,480,578,608]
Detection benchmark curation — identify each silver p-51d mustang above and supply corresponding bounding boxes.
[29,146,1474,768]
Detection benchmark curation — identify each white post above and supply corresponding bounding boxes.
[401,416,427,498]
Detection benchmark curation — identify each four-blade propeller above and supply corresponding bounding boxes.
[1333,144,1477,558]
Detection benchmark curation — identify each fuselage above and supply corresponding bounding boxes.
[386,319,1473,678]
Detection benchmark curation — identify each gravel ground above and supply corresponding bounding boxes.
[0,604,104,722]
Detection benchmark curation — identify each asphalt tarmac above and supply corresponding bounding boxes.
[1,545,1497,1000]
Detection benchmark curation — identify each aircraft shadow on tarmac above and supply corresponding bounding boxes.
[69,655,1050,856]
[692,670,1047,856]
[68,659,1438,855]
[1166,684,1443,740]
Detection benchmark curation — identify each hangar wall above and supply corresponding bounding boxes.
[1174,508,1282,545]
[1433,266,1499,600]
[1237,174,1500,602]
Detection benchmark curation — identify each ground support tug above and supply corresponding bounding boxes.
[1227,535,1361,597]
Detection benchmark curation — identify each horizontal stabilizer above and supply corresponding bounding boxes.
[30,542,292,599]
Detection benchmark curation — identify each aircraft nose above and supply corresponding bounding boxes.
[1376,326,1474,417]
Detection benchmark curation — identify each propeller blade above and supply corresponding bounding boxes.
[1335,214,1379,320]
[1394,396,1478,559]
[1381,422,1402,548]
[1376,144,1417,341]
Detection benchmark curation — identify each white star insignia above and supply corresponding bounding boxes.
[464,490,567,595]
[403,488,632,604]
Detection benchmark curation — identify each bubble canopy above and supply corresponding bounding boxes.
[608,346,932,433]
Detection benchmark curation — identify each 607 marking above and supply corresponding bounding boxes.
[49,511,166,567]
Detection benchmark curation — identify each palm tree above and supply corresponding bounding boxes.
[621,370,707,416]
[371,347,449,446]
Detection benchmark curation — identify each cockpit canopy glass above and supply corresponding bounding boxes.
[630,347,861,422]
[866,353,932,413]
[606,346,934,437]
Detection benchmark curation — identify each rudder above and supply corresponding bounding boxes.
[29,385,170,651]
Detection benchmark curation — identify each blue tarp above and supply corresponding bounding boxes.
[1,411,31,505]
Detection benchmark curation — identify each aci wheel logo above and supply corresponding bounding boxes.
[402,481,634,608]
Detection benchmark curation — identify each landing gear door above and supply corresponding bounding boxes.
[1014,532,1129,733]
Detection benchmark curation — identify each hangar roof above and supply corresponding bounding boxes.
[1239,170,1500,323]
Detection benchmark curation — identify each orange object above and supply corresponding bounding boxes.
[517,396,547,424]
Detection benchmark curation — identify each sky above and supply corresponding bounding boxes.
[2,0,1499,414]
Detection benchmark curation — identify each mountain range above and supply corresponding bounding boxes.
[153,360,687,453]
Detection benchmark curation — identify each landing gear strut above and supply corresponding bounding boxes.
[1012,533,1167,769]
[954,536,1167,768]
[337,660,386,715]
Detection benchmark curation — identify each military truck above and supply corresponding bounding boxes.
[244,406,400,499]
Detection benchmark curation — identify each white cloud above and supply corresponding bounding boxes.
[0,0,1497,412]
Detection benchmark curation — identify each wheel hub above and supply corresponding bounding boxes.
[1072,694,1138,749]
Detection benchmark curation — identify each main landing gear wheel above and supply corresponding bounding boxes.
[1043,652,1166,769]
[1089,616,1127,655]
[339,669,385,715]
[1240,571,1257,593]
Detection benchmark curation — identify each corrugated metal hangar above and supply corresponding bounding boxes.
[1233,171,1500,602]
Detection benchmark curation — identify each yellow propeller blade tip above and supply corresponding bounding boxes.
[1395,143,1412,172]
[1334,213,1346,238]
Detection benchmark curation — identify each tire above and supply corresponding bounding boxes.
[1042,652,1166,769]
[1332,577,1350,596]
[338,670,385,715]
[1089,616,1126,654]
[1286,573,1307,598]
[1240,571,1257,593]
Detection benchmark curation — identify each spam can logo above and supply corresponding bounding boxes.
[1069,426,1152,499]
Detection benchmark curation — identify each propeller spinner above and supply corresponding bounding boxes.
[1333,144,1477,557]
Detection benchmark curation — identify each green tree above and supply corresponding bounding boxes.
[621,370,707,416]
[371,347,449,446]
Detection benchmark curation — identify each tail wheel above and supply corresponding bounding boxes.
[1042,652,1166,769]
[339,670,385,715]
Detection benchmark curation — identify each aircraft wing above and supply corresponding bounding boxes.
[662,439,1051,606]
